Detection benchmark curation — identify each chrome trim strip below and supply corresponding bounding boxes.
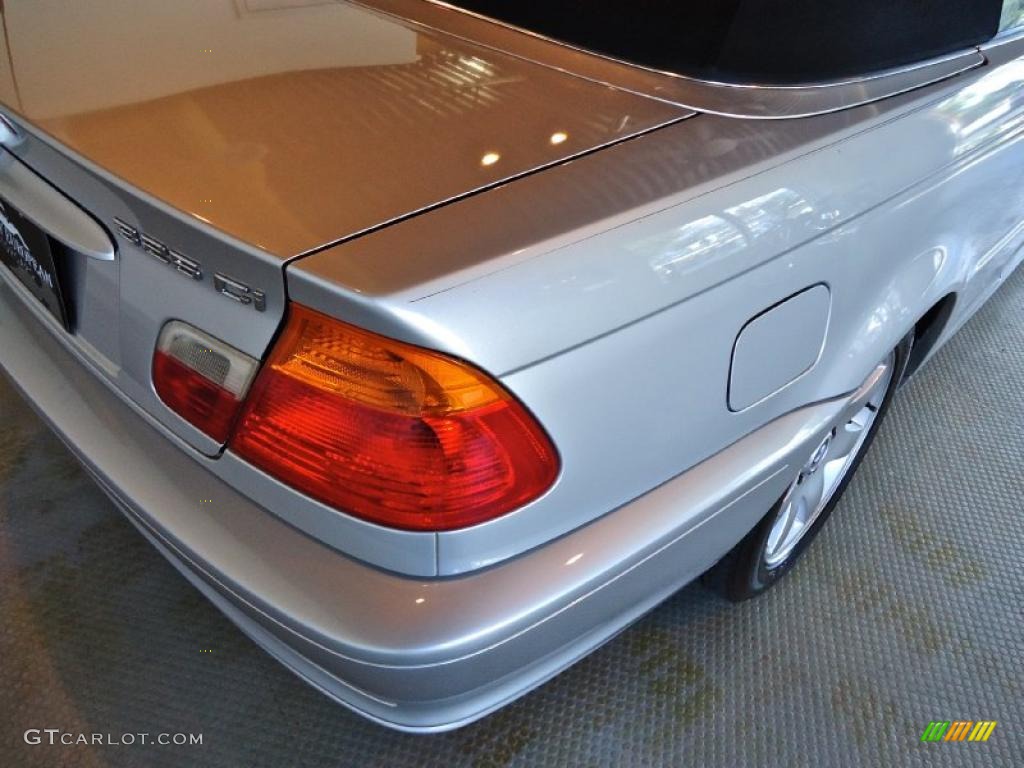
[983,25,1024,50]
[980,25,1024,62]
[360,0,986,118]
[0,148,115,260]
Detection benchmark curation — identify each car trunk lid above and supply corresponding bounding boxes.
[0,0,685,455]
[0,0,686,259]
[0,127,287,456]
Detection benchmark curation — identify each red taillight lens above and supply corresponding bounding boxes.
[153,321,258,442]
[229,304,559,531]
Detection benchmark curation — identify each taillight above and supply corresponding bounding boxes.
[153,321,258,441]
[229,304,559,531]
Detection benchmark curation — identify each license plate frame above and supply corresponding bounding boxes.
[0,198,71,330]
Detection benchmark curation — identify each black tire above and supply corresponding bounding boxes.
[706,332,913,602]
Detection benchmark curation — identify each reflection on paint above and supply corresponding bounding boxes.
[643,188,816,283]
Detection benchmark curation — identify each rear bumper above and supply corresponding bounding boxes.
[0,273,849,732]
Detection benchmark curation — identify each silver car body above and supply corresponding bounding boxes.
[0,0,1022,730]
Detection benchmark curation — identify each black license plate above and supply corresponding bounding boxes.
[0,198,71,330]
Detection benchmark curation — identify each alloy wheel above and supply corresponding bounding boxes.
[763,355,895,568]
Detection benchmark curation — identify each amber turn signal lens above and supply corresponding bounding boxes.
[229,304,559,531]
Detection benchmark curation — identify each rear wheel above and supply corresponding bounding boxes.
[708,334,911,601]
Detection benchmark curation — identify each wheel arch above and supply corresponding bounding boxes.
[902,293,958,382]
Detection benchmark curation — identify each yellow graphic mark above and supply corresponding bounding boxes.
[968,721,997,742]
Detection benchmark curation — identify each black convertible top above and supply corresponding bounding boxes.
[449,1,1002,83]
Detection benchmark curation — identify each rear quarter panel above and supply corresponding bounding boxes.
[290,44,1024,575]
